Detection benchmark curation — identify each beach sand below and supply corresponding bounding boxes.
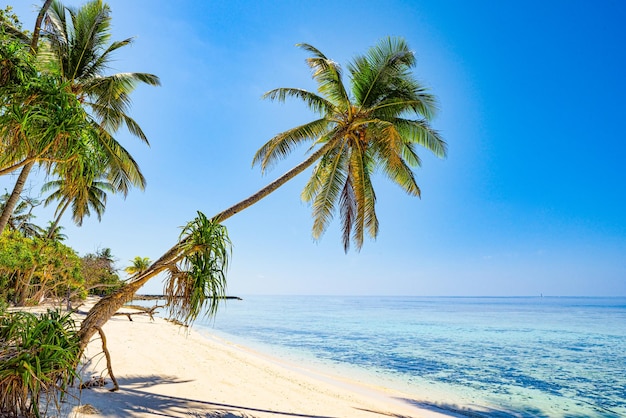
[66,303,458,418]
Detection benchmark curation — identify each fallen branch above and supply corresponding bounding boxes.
[113,304,163,321]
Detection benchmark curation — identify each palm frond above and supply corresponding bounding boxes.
[262,87,333,116]
[310,142,349,240]
[82,37,133,77]
[85,72,159,142]
[362,172,378,241]
[349,37,414,106]
[89,124,146,194]
[371,90,438,122]
[297,43,350,107]
[338,174,356,252]
[373,128,422,197]
[393,117,447,158]
[67,0,112,81]
[345,139,373,251]
[252,118,331,172]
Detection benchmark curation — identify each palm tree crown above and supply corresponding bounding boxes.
[42,0,161,193]
[254,37,446,251]
[124,256,151,276]
[44,0,160,139]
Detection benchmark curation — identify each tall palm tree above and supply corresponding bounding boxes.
[0,45,88,233]
[41,0,160,198]
[0,0,160,234]
[79,38,446,348]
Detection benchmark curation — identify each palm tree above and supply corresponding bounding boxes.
[0,192,44,238]
[43,0,159,190]
[255,38,446,251]
[0,0,160,234]
[44,221,67,242]
[79,37,446,349]
[0,46,88,234]
[42,165,115,236]
[124,256,151,276]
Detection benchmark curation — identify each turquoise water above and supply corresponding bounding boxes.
[193,296,626,417]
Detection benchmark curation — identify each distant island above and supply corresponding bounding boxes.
[132,295,243,301]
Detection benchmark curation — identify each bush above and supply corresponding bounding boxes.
[0,309,80,417]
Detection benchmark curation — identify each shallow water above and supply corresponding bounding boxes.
[192,296,626,417]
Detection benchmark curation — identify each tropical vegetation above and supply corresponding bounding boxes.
[0,0,159,235]
[0,193,125,306]
[0,309,80,418]
[1,2,154,412]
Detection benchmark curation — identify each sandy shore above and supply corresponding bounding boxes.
[63,302,460,418]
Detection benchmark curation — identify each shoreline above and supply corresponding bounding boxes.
[70,303,465,418]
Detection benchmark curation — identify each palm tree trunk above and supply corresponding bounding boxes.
[0,161,34,235]
[30,0,53,53]
[16,264,39,306]
[78,140,336,349]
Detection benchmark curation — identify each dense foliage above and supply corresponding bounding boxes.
[0,309,80,417]
[80,248,123,296]
[0,0,159,235]
[0,193,124,306]
[0,230,83,306]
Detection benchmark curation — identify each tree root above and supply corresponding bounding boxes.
[95,326,119,392]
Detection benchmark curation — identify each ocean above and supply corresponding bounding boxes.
[191,296,626,417]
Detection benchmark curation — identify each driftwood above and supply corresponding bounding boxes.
[112,304,163,321]
[165,318,189,327]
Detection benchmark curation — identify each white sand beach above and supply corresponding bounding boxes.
[70,303,459,418]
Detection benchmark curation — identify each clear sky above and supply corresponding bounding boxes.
[4,0,625,296]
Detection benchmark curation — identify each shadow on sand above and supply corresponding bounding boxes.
[397,397,608,418]
[74,374,340,418]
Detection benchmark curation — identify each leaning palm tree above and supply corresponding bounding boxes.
[79,37,446,349]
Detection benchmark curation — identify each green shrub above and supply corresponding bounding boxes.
[0,309,80,417]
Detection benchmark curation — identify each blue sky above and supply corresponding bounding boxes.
[4,0,625,296]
